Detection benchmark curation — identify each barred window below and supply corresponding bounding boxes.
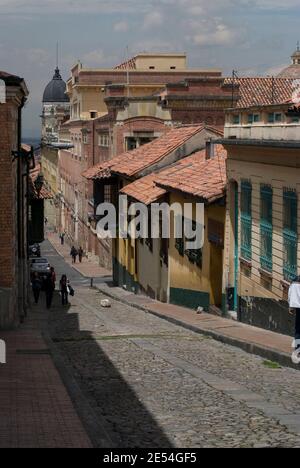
[241,180,252,261]
[283,189,298,281]
[260,185,273,272]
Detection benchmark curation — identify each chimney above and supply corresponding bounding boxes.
[205,140,215,159]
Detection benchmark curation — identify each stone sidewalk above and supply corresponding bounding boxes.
[47,232,111,279]
[48,235,298,370]
[0,302,92,448]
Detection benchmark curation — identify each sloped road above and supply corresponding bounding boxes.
[43,241,300,448]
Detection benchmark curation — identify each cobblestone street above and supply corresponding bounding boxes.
[43,242,300,448]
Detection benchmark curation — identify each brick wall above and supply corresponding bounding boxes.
[0,78,28,328]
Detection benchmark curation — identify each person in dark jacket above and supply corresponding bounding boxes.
[44,275,54,309]
[50,267,56,289]
[32,272,42,304]
[60,274,69,306]
[78,247,84,263]
[70,246,78,264]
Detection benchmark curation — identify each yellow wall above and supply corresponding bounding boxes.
[169,192,225,306]
[135,54,187,70]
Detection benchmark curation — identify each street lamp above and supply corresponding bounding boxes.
[34,173,44,197]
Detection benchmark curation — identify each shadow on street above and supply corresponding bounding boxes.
[42,290,173,448]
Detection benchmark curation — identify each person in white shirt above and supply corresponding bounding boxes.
[288,277,300,350]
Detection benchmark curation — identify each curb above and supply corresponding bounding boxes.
[95,284,299,371]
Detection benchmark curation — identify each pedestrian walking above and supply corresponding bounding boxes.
[288,276,300,351]
[70,246,78,264]
[31,272,42,304]
[60,232,65,245]
[50,267,56,289]
[78,246,84,263]
[60,274,69,306]
[44,275,54,309]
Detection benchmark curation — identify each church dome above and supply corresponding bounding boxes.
[42,67,69,103]
[277,46,300,79]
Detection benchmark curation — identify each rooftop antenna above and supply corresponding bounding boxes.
[231,70,238,107]
[297,41,300,52]
[126,45,130,98]
[56,41,59,69]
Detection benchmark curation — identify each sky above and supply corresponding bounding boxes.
[0,0,299,138]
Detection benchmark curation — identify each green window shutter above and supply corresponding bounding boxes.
[283,190,298,281]
[268,113,275,123]
[241,180,252,261]
[260,185,273,272]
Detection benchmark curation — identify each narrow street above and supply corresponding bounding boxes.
[43,241,300,448]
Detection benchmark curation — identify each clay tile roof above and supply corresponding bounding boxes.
[155,144,227,203]
[82,154,125,180]
[225,77,294,108]
[120,173,167,205]
[82,125,206,180]
[114,56,137,70]
[110,124,205,178]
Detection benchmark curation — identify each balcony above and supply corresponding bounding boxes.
[224,123,300,142]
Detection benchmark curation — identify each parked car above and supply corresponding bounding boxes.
[30,258,51,280]
[29,244,41,257]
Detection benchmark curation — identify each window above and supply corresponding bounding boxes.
[126,137,137,151]
[184,220,202,268]
[98,134,109,147]
[268,113,282,123]
[160,213,169,266]
[83,134,88,144]
[268,113,275,123]
[248,114,260,124]
[260,185,273,272]
[233,115,240,125]
[145,208,153,252]
[241,180,252,261]
[175,215,184,256]
[104,185,111,203]
[283,190,298,281]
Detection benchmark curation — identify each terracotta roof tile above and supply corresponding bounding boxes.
[112,125,205,178]
[82,124,209,180]
[120,173,167,205]
[226,77,294,108]
[155,144,227,203]
[115,56,137,70]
